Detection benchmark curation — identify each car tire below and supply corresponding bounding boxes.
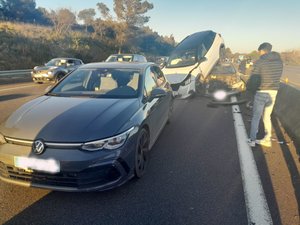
[134,128,150,178]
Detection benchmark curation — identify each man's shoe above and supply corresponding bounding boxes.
[247,139,256,147]
[256,139,272,147]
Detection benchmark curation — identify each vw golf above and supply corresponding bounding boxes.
[0,62,173,191]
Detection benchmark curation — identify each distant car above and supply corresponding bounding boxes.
[105,54,147,63]
[162,30,225,98]
[31,58,84,83]
[0,62,173,192]
[206,63,246,93]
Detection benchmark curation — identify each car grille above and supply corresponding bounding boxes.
[0,161,121,189]
[35,70,48,74]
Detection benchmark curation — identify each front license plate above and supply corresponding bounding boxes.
[14,157,60,174]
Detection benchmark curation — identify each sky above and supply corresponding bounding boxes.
[35,0,300,53]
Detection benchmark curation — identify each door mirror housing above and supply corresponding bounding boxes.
[149,88,166,101]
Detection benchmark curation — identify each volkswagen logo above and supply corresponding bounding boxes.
[33,140,45,155]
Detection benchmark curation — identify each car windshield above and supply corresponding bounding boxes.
[45,59,67,67]
[49,68,140,98]
[211,64,236,74]
[166,49,197,68]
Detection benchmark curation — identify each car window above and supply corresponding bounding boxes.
[60,70,88,92]
[211,64,236,74]
[67,60,75,66]
[144,67,158,97]
[203,32,216,50]
[51,68,140,98]
[198,43,208,58]
[75,60,82,65]
[167,49,197,68]
[45,59,60,66]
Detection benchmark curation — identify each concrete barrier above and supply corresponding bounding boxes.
[274,83,300,143]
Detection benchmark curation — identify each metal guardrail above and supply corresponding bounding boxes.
[0,69,32,77]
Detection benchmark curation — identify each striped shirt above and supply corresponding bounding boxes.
[251,52,283,90]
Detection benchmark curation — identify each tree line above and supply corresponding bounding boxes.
[0,0,176,69]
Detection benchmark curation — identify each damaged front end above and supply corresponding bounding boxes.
[165,73,197,99]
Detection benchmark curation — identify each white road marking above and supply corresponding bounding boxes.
[231,96,273,225]
[0,84,38,92]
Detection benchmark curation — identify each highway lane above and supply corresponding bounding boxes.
[282,65,300,87]
[0,83,249,224]
[0,81,299,224]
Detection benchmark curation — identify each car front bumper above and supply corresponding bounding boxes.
[0,135,137,192]
[169,76,197,99]
[32,74,55,83]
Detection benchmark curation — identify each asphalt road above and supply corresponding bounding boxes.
[0,81,299,225]
[0,82,249,225]
[282,65,300,87]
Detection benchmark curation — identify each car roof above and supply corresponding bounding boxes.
[51,58,82,61]
[79,62,155,70]
[175,30,217,51]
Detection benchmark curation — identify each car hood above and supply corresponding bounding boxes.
[1,96,140,142]
[34,66,58,71]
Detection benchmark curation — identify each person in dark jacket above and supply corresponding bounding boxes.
[248,42,283,147]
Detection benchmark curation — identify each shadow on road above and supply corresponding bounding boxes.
[272,116,300,216]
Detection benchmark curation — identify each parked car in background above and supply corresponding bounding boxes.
[162,30,225,98]
[0,62,173,191]
[206,62,246,93]
[155,56,169,68]
[31,58,84,83]
[105,54,147,63]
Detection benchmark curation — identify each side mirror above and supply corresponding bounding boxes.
[199,57,207,63]
[149,88,166,101]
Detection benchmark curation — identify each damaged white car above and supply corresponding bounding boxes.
[162,30,225,98]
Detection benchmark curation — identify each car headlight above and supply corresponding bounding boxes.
[81,127,136,151]
[0,133,6,144]
[47,71,53,75]
[213,90,227,101]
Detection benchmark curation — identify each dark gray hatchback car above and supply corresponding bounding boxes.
[0,62,173,191]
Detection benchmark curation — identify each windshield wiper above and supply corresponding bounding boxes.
[46,92,59,96]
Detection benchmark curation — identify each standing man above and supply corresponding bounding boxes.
[248,42,283,147]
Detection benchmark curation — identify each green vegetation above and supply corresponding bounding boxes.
[0,0,175,70]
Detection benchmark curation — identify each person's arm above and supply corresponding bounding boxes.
[246,60,262,94]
